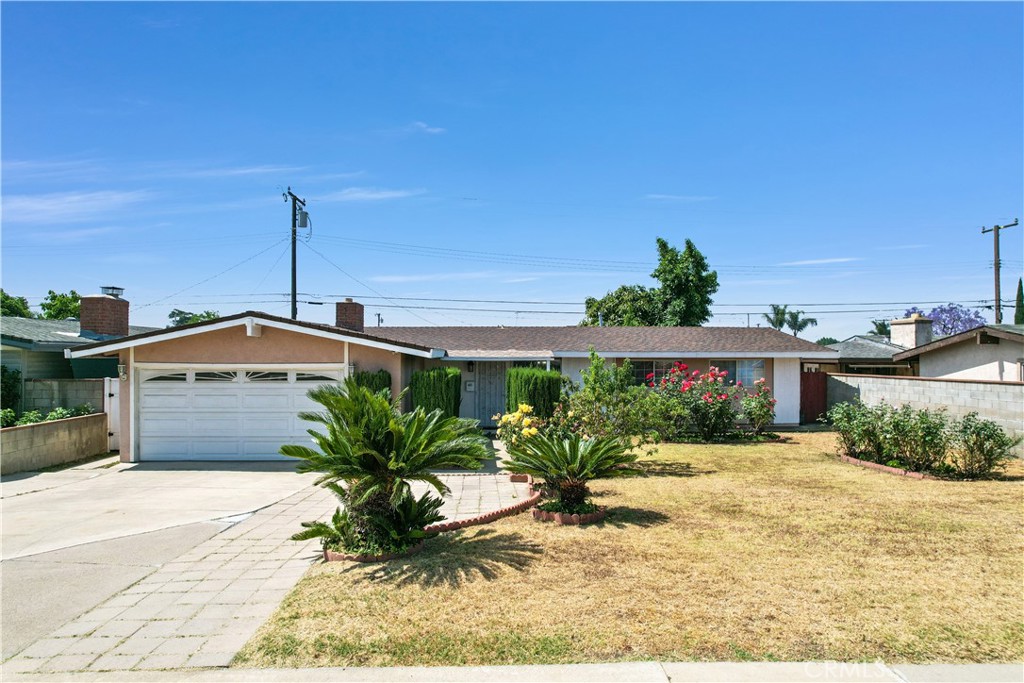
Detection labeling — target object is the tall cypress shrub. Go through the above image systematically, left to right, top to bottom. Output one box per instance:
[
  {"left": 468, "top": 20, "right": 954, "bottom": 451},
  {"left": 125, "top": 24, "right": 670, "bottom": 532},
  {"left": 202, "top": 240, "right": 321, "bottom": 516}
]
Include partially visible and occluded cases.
[
  {"left": 410, "top": 367, "right": 461, "bottom": 419},
  {"left": 505, "top": 367, "right": 562, "bottom": 418},
  {"left": 352, "top": 369, "right": 392, "bottom": 395}
]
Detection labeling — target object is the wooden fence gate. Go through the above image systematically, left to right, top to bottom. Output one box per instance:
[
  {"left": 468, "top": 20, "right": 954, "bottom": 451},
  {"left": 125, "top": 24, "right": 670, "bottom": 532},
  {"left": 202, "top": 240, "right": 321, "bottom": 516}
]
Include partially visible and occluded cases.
[{"left": 800, "top": 372, "right": 828, "bottom": 424}]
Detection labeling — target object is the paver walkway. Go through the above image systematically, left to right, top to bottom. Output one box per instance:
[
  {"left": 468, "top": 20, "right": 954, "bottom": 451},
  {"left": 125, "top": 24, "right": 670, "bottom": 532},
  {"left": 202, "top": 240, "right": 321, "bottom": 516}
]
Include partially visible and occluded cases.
[{"left": 3, "top": 473, "right": 531, "bottom": 676}]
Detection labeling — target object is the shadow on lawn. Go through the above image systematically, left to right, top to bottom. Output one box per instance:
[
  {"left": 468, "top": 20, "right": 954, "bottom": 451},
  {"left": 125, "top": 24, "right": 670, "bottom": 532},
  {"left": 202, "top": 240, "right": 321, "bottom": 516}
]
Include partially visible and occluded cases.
[
  {"left": 637, "top": 459, "right": 715, "bottom": 478},
  {"left": 601, "top": 506, "right": 671, "bottom": 529},
  {"left": 351, "top": 527, "right": 542, "bottom": 588}
]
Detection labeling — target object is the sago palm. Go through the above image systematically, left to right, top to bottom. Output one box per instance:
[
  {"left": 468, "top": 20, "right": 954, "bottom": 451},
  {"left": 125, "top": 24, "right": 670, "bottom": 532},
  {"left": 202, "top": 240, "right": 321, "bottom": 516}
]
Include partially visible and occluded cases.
[
  {"left": 282, "top": 378, "right": 489, "bottom": 547},
  {"left": 505, "top": 433, "right": 641, "bottom": 510}
]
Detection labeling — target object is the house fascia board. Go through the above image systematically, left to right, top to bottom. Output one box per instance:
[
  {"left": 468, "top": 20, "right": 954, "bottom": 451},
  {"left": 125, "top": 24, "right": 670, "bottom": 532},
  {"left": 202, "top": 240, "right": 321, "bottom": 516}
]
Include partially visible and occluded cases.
[
  {"left": 67, "top": 316, "right": 441, "bottom": 360},
  {"left": 553, "top": 350, "right": 840, "bottom": 359},
  {"left": 443, "top": 355, "right": 554, "bottom": 362}
]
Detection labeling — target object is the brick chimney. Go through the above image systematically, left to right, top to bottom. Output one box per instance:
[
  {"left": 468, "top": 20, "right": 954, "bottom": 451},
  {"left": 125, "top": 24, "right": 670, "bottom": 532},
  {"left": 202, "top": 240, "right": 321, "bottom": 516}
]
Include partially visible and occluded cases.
[
  {"left": 79, "top": 286, "right": 129, "bottom": 338},
  {"left": 335, "top": 298, "right": 364, "bottom": 332},
  {"left": 890, "top": 313, "right": 933, "bottom": 349}
]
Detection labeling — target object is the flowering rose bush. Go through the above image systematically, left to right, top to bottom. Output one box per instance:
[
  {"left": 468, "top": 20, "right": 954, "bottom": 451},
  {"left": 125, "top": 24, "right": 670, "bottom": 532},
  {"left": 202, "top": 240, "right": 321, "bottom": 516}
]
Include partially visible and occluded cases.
[
  {"left": 654, "top": 363, "right": 741, "bottom": 442},
  {"left": 740, "top": 378, "right": 777, "bottom": 434},
  {"left": 493, "top": 403, "right": 542, "bottom": 451}
]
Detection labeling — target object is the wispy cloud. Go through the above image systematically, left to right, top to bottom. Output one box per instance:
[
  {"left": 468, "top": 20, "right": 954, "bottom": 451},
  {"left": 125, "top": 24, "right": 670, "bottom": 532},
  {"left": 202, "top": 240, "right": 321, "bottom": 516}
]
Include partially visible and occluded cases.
[
  {"left": 408, "top": 121, "right": 446, "bottom": 134},
  {"left": 3, "top": 159, "right": 105, "bottom": 182},
  {"left": 177, "top": 164, "right": 307, "bottom": 178},
  {"left": 316, "top": 187, "right": 426, "bottom": 202},
  {"left": 2, "top": 190, "right": 154, "bottom": 224},
  {"left": 644, "top": 194, "right": 716, "bottom": 202},
  {"left": 777, "top": 257, "right": 862, "bottom": 266},
  {"left": 370, "top": 271, "right": 493, "bottom": 284},
  {"left": 503, "top": 277, "right": 541, "bottom": 284}
]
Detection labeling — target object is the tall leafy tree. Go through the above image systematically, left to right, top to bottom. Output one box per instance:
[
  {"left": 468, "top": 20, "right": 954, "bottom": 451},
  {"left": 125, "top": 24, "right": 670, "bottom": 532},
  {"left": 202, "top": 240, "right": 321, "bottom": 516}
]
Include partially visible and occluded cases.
[
  {"left": 582, "top": 237, "right": 718, "bottom": 327},
  {"left": 1014, "top": 278, "right": 1023, "bottom": 325},
  {"left": 1, "top": 290, "right": 33, "bottom": 318},
  {"left": 39, "top": 290, "right": 80, "bottom": 320},
  {"left": 903, "top": 303, "right": 986, "bottom": 336},
  {"left": 762, "top": 304, "right": 789, "bottom": 331},
  {"left": 168, "top": 309, "right": 220, "bottom": 327},
  {"left": 785, "top": 309, "right": 818, "bottom": 337},
  {"left": 868, "top": 319, "right": 891, "bottom": 336},
  {"left": 816, "top": 336, "right": 839, "bottom": 346}
]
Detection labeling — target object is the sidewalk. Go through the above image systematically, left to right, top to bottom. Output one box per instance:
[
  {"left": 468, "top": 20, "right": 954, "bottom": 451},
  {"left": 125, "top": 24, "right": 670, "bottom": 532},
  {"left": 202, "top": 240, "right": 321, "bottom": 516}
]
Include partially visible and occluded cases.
[{"left": 5, "top": 661, "right": 1021, "bottom": 682}]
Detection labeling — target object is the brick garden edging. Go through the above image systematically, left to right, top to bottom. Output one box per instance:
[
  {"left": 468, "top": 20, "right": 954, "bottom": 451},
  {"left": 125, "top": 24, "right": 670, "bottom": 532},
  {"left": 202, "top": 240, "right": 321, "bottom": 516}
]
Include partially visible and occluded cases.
[
  {"left": 840, "top": 454, "right": 938, "bottom": 480},
  {"left": 532, "top": 507, "right": 607, "bottom": 525}
]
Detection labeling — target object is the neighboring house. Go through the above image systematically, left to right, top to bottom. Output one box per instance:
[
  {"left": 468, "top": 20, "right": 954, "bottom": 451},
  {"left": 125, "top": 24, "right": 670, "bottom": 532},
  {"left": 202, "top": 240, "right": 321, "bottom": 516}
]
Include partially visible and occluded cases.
[
  {"left": 1, "top": 288, "right": 157, "bottom": 408},
  {"left": 67, "top": 298, "right": 838, "bottom": 463},
  {"left": 892, "top": 323, "right": 1024, "bottom": 382},
  {"left": 810, "top": 335, "right": 913, "bottom": 376}
]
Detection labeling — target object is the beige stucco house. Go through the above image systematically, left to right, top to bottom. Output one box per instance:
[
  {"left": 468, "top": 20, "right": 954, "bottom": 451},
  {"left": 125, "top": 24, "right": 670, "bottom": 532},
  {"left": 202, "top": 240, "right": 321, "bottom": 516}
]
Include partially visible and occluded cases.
[
  {"left": 67, "top": 298, "right": 837, "bottom": 463},
  {"left": 892, "top": 323, "right": 1024, "bottom": 382}
]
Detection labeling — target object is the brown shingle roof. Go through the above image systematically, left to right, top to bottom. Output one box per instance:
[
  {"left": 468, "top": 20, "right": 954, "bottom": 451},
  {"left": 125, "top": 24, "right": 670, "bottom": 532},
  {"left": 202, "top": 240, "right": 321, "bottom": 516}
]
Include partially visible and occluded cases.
[{"left": 373, "top": 326, "right": 834, "bottom": 356}]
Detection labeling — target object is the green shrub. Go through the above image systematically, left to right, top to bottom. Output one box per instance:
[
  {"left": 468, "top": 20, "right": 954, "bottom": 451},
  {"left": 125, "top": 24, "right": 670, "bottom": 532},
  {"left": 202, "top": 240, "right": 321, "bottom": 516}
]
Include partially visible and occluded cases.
[
  {"left": 654, "top": 363, "right": 740, "bottom": 442},
  {"left": 1, "top": 365, "right": 21, "bottom": 411},
  {"left": 409, "top": 367, "right": 461, "bottom": 419},
  {"left": 505, "top": 367, "right": 562, "bottom": 418},
  {"left": 352, "top": 369, "right": 392, "bottom": 395},
  {"left": 740, "top": 378, "right": 777, "bottom": 434},
  {"left": 826, "top": 400, "right": 892, "bottom": 462},
  {"left": 70, "top": 403, "right": 95, "bottom": 417},
  {"left": 883, "top": 405, "right": 949, "bottom": 472},
  {"left": 44, "top": 407, "right": 74, "bottom": 421},
  {"left": 1, "top": 408, "right": 16, "bottom": 428},
  {"left": 15, "top": 410, "right": 42, "bottom": 426},
  {"left": 947, "top": 413, "right": 1021, "bottom": 478}
]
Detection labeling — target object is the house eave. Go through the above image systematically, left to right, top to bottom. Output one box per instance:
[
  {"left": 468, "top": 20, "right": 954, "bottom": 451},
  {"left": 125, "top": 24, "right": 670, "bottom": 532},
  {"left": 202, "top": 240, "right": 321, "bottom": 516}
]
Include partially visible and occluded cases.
[{"left": 553, "top": 350, "right": 840, "bottom": 359}]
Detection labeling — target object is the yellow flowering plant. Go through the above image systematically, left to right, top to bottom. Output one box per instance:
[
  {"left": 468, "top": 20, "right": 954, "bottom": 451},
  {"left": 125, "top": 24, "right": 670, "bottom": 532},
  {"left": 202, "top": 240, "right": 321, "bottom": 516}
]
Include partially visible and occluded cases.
[{"left": 493, "top": 403, "right": 544, "bottom": 452}]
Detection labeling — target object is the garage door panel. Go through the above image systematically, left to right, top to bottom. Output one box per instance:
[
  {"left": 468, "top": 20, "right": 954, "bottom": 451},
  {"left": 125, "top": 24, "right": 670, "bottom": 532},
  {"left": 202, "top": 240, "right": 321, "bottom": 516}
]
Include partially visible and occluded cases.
[
  {"left": 141, "top": 393, "right": 190, "bottom": 409},
  {"left": 193, "top": 393, "right": 240, "bottom": 409},
  {"left": 242, "top": 393, "right": 293, "bottom": 410},
  {"left": 141, "top": 417, "right": 190, "bottom": 436},
  {"left": 193, "top": 417, "right": 241, "bottom": 434},
  {"left": 242, "top": 417, "right": 294, "bottom": 434},
  {"left": 192, "top": 441, "right": 243, "bottom": 457}
]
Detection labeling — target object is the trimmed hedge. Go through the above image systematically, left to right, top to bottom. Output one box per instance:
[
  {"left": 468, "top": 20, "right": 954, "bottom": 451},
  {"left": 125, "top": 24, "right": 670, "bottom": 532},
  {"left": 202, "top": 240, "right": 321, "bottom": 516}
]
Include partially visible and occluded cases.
[
  {"left": 410, "top": 367, "right": 461, "bottom": 419},
  {"left": 506, "top": 367, "right": 561, "bottom": 418},
  {"left": 352, "top": 369, "right": 392, "bottom": 395}
]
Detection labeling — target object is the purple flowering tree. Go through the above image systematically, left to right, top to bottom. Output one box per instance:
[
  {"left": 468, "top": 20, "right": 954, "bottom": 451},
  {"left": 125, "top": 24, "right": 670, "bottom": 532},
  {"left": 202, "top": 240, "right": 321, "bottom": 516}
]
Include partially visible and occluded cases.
[{"left": 903, "top": 303, "right": 987, "bottom": 336}]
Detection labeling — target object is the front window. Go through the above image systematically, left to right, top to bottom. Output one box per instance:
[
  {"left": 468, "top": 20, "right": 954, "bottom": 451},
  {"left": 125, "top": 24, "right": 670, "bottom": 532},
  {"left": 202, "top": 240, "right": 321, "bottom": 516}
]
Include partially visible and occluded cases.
[
  {"left": 709, "top": 359, "right": 765, "bottom": 387},
  {"left": 631, "top": 360, "right": 681, "bottom": 386}
]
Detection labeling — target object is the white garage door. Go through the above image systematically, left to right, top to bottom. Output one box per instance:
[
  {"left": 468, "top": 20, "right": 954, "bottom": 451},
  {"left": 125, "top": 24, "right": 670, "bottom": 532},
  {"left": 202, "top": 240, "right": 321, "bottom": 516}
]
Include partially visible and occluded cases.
[{"left": 138, "top": 368, "right": 343, "bottom": 461}]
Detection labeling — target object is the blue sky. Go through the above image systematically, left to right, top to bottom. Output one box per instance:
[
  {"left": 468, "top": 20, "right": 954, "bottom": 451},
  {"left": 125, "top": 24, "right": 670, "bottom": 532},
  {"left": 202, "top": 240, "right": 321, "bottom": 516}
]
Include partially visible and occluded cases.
[{"left": 2, "top": 1, "right": 1022, "bottom": 340}]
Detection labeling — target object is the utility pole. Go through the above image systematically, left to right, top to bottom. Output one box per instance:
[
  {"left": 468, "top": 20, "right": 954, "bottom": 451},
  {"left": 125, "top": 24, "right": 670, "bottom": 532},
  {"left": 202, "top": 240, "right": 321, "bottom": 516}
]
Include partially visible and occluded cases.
[
  {"left": 283, "top": 187, "right": 308, "bottom": 320},
  {"left": 981, "top": 218, "right": 1018, "bottom": 323},
  {"left": 375, "top": 312, "right": 384, "bottom": 327}
]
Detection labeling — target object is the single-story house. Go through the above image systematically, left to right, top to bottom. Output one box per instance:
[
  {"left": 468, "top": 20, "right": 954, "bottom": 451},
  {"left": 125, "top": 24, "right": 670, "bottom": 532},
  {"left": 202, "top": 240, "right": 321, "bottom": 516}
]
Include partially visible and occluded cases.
[
  {"left": 1, "top": 288, "right": 157, "bottom": 410},
  {"left": 67, "top": 298, "right": 838, "bottom": 463},
  {"left": 892, "top": 323, "right": 1024, "bottom": 382},
  {"left": 808, "top": 335, "right": 913, "bottom": 376}
]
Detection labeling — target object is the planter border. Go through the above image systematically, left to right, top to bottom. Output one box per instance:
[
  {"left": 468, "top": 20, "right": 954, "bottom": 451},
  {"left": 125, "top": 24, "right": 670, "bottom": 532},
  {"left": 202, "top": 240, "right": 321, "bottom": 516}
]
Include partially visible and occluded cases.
[
  {"left": 839, "top": 454, "right": 938, "bottom": 480},
  {"left": 423, "top": 474, "right": 541, "bottom": 533},
  {"left": 532, "top": 506, "right": 607, "bottom": 525}
]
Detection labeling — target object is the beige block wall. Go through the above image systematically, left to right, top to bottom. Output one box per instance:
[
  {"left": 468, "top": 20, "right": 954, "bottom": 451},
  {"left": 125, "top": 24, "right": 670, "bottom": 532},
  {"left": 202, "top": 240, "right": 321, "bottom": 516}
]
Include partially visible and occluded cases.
[{"left": 0, "top": 413, "right": 108, "bottom": 475}]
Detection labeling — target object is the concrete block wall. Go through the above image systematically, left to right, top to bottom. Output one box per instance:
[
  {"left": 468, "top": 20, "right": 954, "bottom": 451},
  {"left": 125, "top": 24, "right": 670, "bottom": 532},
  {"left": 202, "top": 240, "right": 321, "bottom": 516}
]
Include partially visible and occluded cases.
[
  {"left": 827, "top": 373, "right": 1024, "bottom": 455},
  {"left": 22, "top": 379, "right": 105, "bottom": 414},
  {"left": 0, "top": 413, "right": 108, "bottom": 475}
]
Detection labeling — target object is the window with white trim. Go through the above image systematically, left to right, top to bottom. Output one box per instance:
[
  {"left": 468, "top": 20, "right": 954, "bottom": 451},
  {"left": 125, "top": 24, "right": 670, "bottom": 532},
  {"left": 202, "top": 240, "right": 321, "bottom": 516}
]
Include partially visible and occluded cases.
[
  {"left": 630, "top": 360, "right": 682, "bottom": 385},
  {"left": 709, "top": 360, "right": 766, "bottom": 387},
  {"left": 194, "top": 371, "right": 238, "bottom": 382},
  {"left": 244, "top": 371, "right": 289, "bottom": 382},
  {"left": 143, "top": 373, "right": 187, "bottom": 382}
]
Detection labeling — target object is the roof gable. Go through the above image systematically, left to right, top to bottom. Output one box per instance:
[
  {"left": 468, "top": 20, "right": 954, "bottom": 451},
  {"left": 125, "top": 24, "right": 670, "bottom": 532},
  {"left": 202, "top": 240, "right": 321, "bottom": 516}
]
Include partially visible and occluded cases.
[{"left": 893, "top": 324, "right": 1024, "bottom": 361}]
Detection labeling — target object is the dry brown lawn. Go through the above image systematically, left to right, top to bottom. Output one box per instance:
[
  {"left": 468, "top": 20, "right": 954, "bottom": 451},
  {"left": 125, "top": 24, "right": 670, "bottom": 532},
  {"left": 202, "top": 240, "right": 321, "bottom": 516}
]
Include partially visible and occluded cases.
[{"left": 235, "top": 433, "right": 1024, "bottom": 667}]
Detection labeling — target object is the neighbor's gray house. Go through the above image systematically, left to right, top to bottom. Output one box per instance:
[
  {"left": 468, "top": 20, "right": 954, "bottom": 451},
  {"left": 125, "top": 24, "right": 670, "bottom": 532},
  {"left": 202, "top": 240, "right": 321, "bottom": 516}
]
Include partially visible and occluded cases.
[
  {"left": 0, "top": 289, "right": 157, "bottom": 410},
  {"left": 66, "top": 299, "right": 838, "bottom": 463}
]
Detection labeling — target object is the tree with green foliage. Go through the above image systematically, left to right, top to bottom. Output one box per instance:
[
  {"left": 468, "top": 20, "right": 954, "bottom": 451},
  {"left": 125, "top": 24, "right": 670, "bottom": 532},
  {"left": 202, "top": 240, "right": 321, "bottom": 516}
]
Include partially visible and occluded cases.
[
  {"left": 582, "top": 237, "right": 719, "bottom": 327},
  {"left": 1015, "top": 278, "right": 1023, "bottom": 325},
  {"left": 1, "top": 290, "right": 33, "bottom": 318},
  {"left": 39, "top": 290, "right": 81, "bottom": 319},
  {"left": 762, "top": 304, "right": 789, "bottom": 331},
  {"left": 167, "top": 309, "right": 220, "bottom": 327},
  {"left": 785, "top": 310, "right": 818, "bottom": 337},
  {"left": 868, "top": 320, "right": 891, "bottom": 336},
  {"left": 816, "top": 337, "right": 839, "bottom": 346}
]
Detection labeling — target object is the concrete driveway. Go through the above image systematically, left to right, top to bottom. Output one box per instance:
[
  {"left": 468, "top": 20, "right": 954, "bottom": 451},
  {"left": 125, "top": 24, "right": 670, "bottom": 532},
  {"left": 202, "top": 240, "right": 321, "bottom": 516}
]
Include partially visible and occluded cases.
[
  {"left": 1, "top": 457, "right": 313, "bottom": 660},
  {"left": 2, "top": 459, "right": 314, "bottom": 561}
]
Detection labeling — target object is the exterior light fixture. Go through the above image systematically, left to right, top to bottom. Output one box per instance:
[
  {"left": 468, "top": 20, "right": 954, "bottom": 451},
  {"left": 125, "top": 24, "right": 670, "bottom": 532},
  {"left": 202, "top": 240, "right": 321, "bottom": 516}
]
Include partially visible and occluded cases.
[
  {"left": 467, "top": 361, "right": 475, "bottom": 373},
  {"left": 117, "top": 364, "right": 128, "bottom": 381}
]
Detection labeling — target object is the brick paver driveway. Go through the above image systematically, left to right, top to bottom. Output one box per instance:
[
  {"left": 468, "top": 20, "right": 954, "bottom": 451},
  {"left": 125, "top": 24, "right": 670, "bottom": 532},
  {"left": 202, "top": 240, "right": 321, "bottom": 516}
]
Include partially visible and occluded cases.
[{"left": 2, "top": 461, "right": 530, "bottom": 677}]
